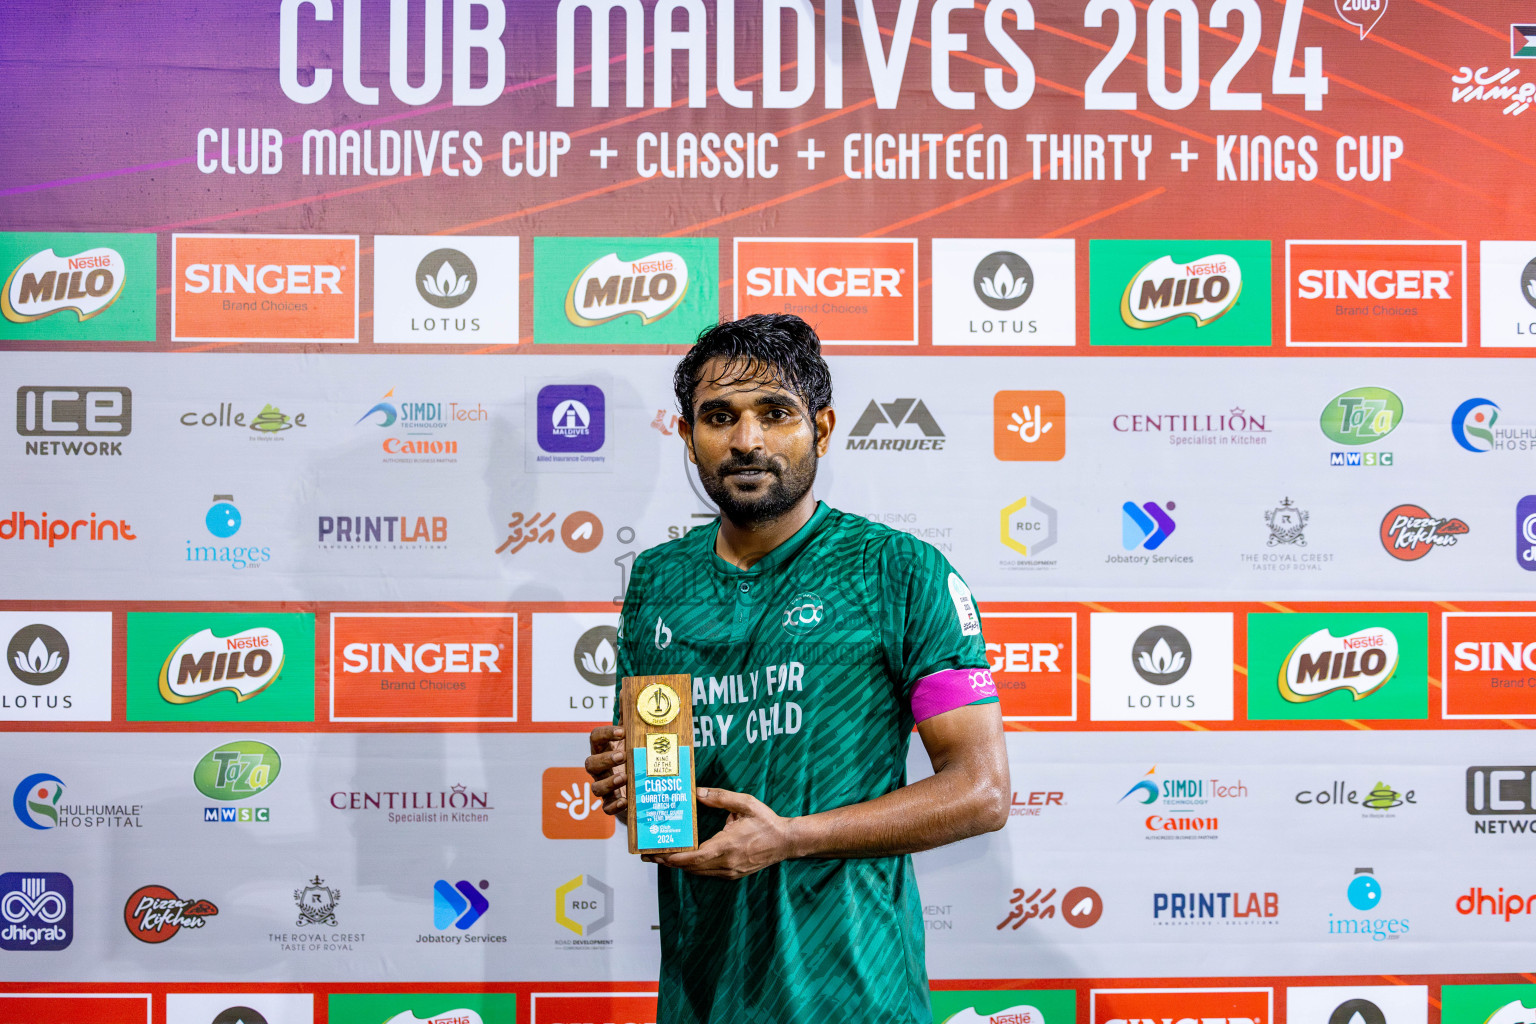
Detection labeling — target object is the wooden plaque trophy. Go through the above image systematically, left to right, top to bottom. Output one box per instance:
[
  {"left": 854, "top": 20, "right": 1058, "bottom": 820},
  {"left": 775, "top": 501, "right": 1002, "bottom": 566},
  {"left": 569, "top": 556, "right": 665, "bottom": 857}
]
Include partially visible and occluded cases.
[{"left": 621, "top": 674, "right": 699, "bottom": 854}]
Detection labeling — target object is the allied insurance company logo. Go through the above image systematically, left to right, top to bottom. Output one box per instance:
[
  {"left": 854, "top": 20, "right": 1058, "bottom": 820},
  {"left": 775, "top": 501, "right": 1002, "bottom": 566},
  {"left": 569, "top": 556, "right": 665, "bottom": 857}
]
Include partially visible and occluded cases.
[
  {"left": 0, "top": 232, "right": 157, "bottom": 341},
  {"left": 172, "top": 234, "right": 359, "bottom": 342},
  {"left": 534, "top": 236, "right": 717, "bottom": 344},
  {"left": 735, "top": 237, "right": 919, "bottom": 345},
  {"left": 1090, "top": 239, "right": 1271, "bottom": 347},
  {"left": 1286, "top": 241, "right": 1467, "bottom": 347},
  {"left": 537, "top": 385, "right": 605, "bottom": 454},
  {"left": 16, "top": 386, "right": 131, "bottom": 458},
  {"left": 1320, "top": 386, "right": 1401, "bottom": 467},
  {"left": 994, "top": 391, "right": 1065, "bottom": 461},
  {"left": 845, "top": 397, "right": 944, "bottom": 452},
  {"left": 1380, "top": 504, "right": 1468, "bottom": 559},
  {"left": 330, "top": 613, "right": 517, "bottom": 723},
  {"left": 1443, "top": 613, "right": 1536, "bottom": 718},
  {"left": 0, "top": 871, "right": 73, "bottom": 950},
  {"left": 997, "top": 884, "right": 1104, "bottom": 930},
  {"left": 123, "top": 885, "right": 218, "bottom": 943},
  {"left": 1089, "top": 986, "right": 1273, "bottom": 1024}
]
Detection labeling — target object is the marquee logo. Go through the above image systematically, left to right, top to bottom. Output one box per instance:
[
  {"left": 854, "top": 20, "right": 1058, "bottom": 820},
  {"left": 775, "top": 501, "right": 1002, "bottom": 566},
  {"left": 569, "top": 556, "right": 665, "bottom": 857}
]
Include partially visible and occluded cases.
[
  {"left": 172, "top": 234, "right": 358, "bottom": 342},
  {"left": 535, "top": 236, "right": 717, "bottom": 344},
  {"left": 735, "top": 237, "right": 918, "bottom": 345},
  {"left": 1091, "top": 240, "right": 1271, "bottom": 347},
  {"left": 1287, "top": 241, "right": 1466, "bottom": 346},
  {"left": 566, "top": 250, "right": 687, "bottom": 326},
  {"left": 1120, "top": 254, "right": 1243, "bottom": 329},
  {"left": 846, "top": 398, "right": 944, "bottom": 451},
  {"left": 1381, "top": 504, "right": 1468, "bottom": 559},
  {"left": 330, "top": 613, "right": 517, "bottom": 722},
  {"left": 1443, "top": 613, "right": 1536, "bottom": 717},
  {"left": 158, "top": 627, "right": 284, "bottom": 704},
  {"left": 1279, "top": 627, "right": 1399, "bottom": 702},
  {"left": 193, "top": 741, "right": 282, "bottom": 801},
  {"left": 0, "top": 871, "right": 73, "bottom": 950},
  {"left": 123, "top": 884, "right": 217, "bottom": 943}
]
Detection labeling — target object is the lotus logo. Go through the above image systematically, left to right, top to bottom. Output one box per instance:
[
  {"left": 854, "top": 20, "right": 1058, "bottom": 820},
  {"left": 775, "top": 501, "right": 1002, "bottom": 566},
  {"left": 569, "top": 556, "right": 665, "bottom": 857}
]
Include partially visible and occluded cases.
[
  {"left": 414, "top": 248, "right": 477, "bottom": 309},
  {"left": 972, "top": 252, "right": 1034, "bottom": 311},
  {"left": 1522, "top": 257, "right": 1536, "bottom": 311},
  {"left": 6, "top": 624, "right": 69, "bottom": 686},
  {"left": 572, "top": 624, "right": 619, "bottom": 686},
  {"left": 1131, "top": 626, "right": 1192, "bottom": 685},
  {"left": 1280, "top": 627, "right": 1399, "bottom": 702}
]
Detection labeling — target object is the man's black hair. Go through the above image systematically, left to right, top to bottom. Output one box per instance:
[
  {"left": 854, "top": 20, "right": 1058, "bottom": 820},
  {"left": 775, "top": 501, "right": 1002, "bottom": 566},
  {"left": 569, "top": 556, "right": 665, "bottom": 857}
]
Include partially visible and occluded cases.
[{"left": 673, "top": 313, "right": 833, "bottom": 426}]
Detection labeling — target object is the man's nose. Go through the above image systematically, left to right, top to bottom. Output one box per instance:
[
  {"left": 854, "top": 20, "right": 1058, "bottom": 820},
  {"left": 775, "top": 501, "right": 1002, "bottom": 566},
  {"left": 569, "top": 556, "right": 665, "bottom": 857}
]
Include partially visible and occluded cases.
[{"left": 728, "top": 413, "right": 765, "bottom": 452}]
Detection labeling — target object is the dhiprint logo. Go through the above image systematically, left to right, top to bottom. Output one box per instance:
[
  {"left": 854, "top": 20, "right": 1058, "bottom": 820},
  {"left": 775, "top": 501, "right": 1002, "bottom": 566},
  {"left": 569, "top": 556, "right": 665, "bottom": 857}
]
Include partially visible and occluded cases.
[
  {"left": 1335, "top": 0, "right": 1388, "bottom": 40},
  {"left": 414, "top": 249, "right": 476, "bottom": 308},
  {"left": 974, "top": 252, "right": 1033, "bottom": 310},
  {"left": 537, "top": 385, "right": 605, "bottom": 454},
  {"left": 16, "top": 386, "right": 132, "bottom": 457},
  {"left": 993, "top": 391, "right": 1065, "bottom": 461},
  {"left": 845, "top": 398, "right": 944, "bottom": 451},
  {"left": 1452, "top": 398, "right": 1500, "bottom": 452},
  {"left": 1122, "top": 501, "right": 1177, "bottom": 551},
  {"left": 1380, "top": 504, "right": 1468, "bottom": 560},
  {"left": 8, "top": 624, "right": 69, "bottom": 686},
  {"left": 1132, "top": 626, "right": 1192, "bottom": 684},
  {"left": 1279, "top": 627, "right": 1399, "bottom": 702},
  {"left": 541, "top": 767, "right": 615, "bottom": 840},
  {"left": 13, "top": 772, "right": 66, "bottom": 829},
  {"left": 0, "top": 871, "right": 73, "bottom": 950},
  {"left": 555, "top": 874, "right": 613, "bottom": 937},
  {"left": 433, "top": 879, "right": 488, "bottom": 930},
  {"left": 123, "top": 885, "right": 218, "bottom": 943}
]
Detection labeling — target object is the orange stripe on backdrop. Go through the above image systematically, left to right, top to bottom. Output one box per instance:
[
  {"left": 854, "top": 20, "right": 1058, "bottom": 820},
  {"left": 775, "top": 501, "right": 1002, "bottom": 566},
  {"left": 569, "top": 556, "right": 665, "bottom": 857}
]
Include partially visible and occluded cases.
[
  {"left": 1408, "top": 0, "right": 1506, "bottom": 39},
  {"left": 861, "top": 167, "right": 1035, "bottom": 237},
  {"left": 1043, "top": 188, "right": 1168, "bottom": 238}
]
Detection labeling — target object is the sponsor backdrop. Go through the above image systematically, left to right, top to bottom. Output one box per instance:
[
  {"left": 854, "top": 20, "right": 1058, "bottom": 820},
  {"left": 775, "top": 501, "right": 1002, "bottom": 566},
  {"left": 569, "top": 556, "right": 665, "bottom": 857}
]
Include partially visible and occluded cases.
[{"left": 2, "top": 2, "right": 1534, "bottom": 1024}]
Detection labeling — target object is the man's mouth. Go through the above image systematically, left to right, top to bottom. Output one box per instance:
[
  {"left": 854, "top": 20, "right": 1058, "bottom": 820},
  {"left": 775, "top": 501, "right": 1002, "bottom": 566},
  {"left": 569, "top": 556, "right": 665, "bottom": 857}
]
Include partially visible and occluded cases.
[{"left": 723, "top": 464, "right": 775, "bottom": 483}]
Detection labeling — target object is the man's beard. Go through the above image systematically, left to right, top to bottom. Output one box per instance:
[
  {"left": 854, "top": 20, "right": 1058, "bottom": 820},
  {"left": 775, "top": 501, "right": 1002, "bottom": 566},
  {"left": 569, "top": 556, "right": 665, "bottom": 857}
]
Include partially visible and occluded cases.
[{"left": 697, "top": 448, "right": 818, "bottom": 528}]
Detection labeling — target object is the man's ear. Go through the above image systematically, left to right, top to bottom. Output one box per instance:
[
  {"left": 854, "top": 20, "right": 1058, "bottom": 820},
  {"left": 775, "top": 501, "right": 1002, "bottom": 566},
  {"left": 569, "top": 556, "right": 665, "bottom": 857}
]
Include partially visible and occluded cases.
[
  {"left": 814, "top": 406, "right": 836, "bottom": 457},
  {"left": 677, "top": 416, "right": 698, "bottom": 465}
]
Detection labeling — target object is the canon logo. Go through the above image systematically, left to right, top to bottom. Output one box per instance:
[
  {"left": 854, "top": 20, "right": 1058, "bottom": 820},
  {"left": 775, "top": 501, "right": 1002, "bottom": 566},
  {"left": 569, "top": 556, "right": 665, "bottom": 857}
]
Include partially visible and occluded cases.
[
  {"left": 183, "top": 264, "right": 344, "bottom": 295},
  {"left": 744, "top": 266, "right": 901, "bottom": 299},
  {"left": 1296, "top": 268, "right": 1452, "bottom": 301},
  {"left": 341, "top": 642, "right": 499, "bottom": 674}
]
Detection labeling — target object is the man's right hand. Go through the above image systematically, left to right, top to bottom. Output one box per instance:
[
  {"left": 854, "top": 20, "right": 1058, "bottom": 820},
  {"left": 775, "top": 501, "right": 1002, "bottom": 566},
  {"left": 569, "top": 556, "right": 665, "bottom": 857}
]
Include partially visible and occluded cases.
[{"left": 585, "top": 724, "right": 629, "bottom": 823}]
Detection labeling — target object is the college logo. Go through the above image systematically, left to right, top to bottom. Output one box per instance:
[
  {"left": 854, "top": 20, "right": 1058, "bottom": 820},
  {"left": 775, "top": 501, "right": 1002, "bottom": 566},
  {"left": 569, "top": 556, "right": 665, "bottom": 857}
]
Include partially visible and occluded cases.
[
  {"left": 0, "top": 232, "right": 156, "bottom": 340},
  {"left": 172, "top": 234, "right": 358, "bottom": 342},
  {"left": 535, "top": 236, "right": 716, "bottom": 344},
  {"left": 735, "top": 237, "right": 917, "bottom": 344},
  {"left": 931, "top": 238, "right": 1075, "bottom": 346},
  {"left": 1091, "top": 240, "right": 1271, "bottom": 346},
  {"left": 1287, "top": 241, "right": 1466, "bottom": 346},
  {"left": 536, "top": 385, "right": 605, "bottom": 454},
  {"left": 16, "top": 386, "right": 131, "bottom": 457},
  {"left": 994, "top": 391, "right": 1065, "bottom": 461},
  {"left": 846, "top": 398, "right": 944, "bottom": 451},
  {"left": 1452, "top": 398, "right": 1500, "bottom": 452},
  {"left": 181, "top": 401, "right": 307, "bottom": 436},
  {"left": 1000, "top": 496, "right": 1058, "bottom": 561},
  {"left": 1121, "top": 501, "right": 1177, "bottom": 551},
  {"left": 1380, "top": 504, "right": 1468, "bottom": 559},
  {"left": 1, "top": 613, "right": 112, "bottom": 721},
  {"left": 127, "top": 613, "right": 314, "bottom": 723},
  {"left": 984, "top": 613, "right": 1075, "bottom": 720},
  {"left": 1089, "top": 613, "right": 1235, "bottom": 721},
  {"left": 1247, "top": 613, "right": 1427, "bottom": 720},
  {"left": 330, "top": 614, "right": 516, "bottom": 722},
  {"left": 1443, "top": 614, "right": 1536, "bottom": 717},
  {"left": 193, "top": 741, "right": 282, "bottom": 801},
  {"left": 542, "top": 767, "right": 615, "bottom": 840},
  {"left": 1294, "top": 779, "right": 1416, "bottom": 813},
  {"left": 0, "top": 872, "right": 72, "bottom": 950},
  {"left": 555, "top": 874, "right": 612, "bottom": 937},
  {"left": 294, "top": 876, "right": 341, "bottom": 927},
  {"left": 123, "top": 885, "right": 218, "bottom": 943},
  {"left": 998, "top": 885, "right": 1104, "bottom": 929},
  {"left": 1090, "top": 987, "right": 1272, "bottom": 1024},
  {"left": 1287, "top": 987, "right": 1429, "bottom": 1024}
]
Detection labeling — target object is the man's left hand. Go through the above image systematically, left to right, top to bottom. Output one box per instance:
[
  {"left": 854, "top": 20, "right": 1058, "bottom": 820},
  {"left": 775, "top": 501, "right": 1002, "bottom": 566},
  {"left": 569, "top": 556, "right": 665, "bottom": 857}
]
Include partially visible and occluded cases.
[{"left": 644, "top": 788, "right": 796, "bottom": 880}]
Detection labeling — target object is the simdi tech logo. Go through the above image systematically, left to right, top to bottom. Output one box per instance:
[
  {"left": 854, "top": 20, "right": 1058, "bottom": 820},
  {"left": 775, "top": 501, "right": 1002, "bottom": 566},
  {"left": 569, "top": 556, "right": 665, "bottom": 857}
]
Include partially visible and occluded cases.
[
  {"left": 0, "top": 232, "right": 157, "bottom": 341},
  {"left": 172, "top": 234, "right": 358, "bottom": 342},
  {"left": 533, "top": 236, "right": 717, "bottom": 344},
  {"left": 734, "top": 237, "right": 918, "bottom": 344},
  {"left": 1089, "top": 239, "right": 1272, "bottom": 347},
  {"left": 1287, "top": 240, "right": 1467, "bottom": 346},
  {"left": 126, "top": 613, "right": 315, "bottom": 723},
  {"left": 330, "top": 613, "right": 517, "bottom": 722},
  {"left": 1245, "top": 613, "right": 1428, "bottom": 721},
  {"left": 931, "top": 988, "right": 1076, "bottom": 1024},
  {"left": 329, "top": 994, "right": 518, "bottom": 1024}
]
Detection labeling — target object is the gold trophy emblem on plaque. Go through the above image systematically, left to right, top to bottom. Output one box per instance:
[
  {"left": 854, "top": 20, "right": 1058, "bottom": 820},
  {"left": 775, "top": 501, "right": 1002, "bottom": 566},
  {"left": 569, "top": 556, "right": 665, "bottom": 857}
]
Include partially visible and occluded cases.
[{"left": 621, "top": 674, "right": 699, "bottom": 854}]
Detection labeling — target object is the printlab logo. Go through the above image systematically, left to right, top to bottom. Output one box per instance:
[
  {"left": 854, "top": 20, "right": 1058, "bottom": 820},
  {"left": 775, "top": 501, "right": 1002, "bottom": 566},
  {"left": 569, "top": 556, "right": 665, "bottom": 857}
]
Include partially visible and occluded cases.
[
  {"left": 1336, "top": 0, "right": 1388, "bottom": 39},
  {"left": 0, "top": 232, "right": 157, "bottom": 341},
  {"left": 415, "top": 249, "right": 476, "bottom": 308},
  {"left": 974, "top": 252, "right": 1033, "bottom": 310},
  {"left": 537, "top": 385, "right": 605, "bottom": 454},
  {"left": 16, "top": 386, "right": 131, "bottom": 456},
  {"left": 993, "top": 391, "right": 1065, "bottom": 461},
  {"left": 845, "top": 398, "right": 944, "bottom": 451},
  {"left": 999, "top": 496, "right": 1058, "bottom": 563},
  {"left": 1266, "top": 498, "right": 1309, "bottom": 546},
  {"left": 1122, "top": 501, "right": 1177, "bottom": 551},
  {"left": 1380, "top": 504, "right": 1468, "bottom": 560},
  {"left": 8, "top": 624, "right": 69, "bottom": 686},
  {"left": 1131, "top": 626, "right": 1192, "bottom": 685},
  {"left": 542, "top": 767, "right": 615, "bottom": 840},
  {"left": 1328, "top": 867, "right": 1409, "bottom": 941},
  {"left": 0, "top": 872, "right": 73, "bottom": 950},
  {"left": 555, "top": 874, "right": 613, "bottom": 938},
  {"left": 294, "top": 876, "right": 340, "bottom": 927},
  {"left": 433, "top": 879, "right": 489, "bottom": 930},
  {"left": 123, "top": 885, "right": 218, "bottom": 943},
  {"left": 997, "top": 885, "right": 1103, "bottom": 930},
  {"left": 1152, "top": 890, "right": 1278, "bottom": 926}
]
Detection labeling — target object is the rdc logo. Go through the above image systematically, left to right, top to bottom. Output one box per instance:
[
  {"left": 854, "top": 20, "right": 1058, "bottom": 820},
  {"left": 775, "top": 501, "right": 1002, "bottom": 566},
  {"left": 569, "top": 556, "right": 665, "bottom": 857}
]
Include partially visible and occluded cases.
[{"left": 1518, "top": 496, "right": 1536, "bottom": 571}]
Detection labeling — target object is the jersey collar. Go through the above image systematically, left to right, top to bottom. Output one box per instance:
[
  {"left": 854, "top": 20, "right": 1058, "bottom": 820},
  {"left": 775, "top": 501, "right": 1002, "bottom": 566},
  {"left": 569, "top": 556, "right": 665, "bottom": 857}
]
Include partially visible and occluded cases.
[{"left": 707, "top": 500, "right": 830, "bottom": 576}]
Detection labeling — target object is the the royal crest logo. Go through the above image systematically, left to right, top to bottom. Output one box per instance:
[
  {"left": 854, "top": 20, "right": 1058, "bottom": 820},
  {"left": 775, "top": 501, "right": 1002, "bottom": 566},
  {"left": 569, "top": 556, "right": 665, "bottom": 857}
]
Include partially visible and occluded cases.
[
  {"left": 3, "top": 247, "right": 126, "bottom": 323},
  {"left": 565, "top": 251, "right": 688, "bottom": 326},
  {"left": 1120, "top": 254, "right": 1242, "bottom": 329},
  {"left": 1265, "top": 498, "right": 1309, "bottom": 547},
  {"left": 1381, "top": 504, "right": 1468, "bottom": 560},
  {"left": 159, "top": 627, "right": 285, "bottom": 703},
  {"left": 1280, "top": 627, "right": 1400, "bottom": 702},
  {"left": 294, "top": 875, "right": 341, "bottom": 927},
  {"left": 123, "top": 884, "right": 217, "bottom": 943}
]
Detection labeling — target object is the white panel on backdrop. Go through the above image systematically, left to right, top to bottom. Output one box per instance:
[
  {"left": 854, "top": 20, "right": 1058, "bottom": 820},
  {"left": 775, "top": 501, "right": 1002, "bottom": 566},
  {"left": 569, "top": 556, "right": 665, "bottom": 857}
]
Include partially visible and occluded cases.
[
  {"left": 373, "top": 236, "right": 520, "bottom": 345},
  {"left": 931, "top": 239, "right": 1076, "bottom": 346},
  {"left": 1479, "top": 241, "right": 1536, "bottom": 348},
  {"left": 0, "top": 611, "right": 112, "bottom": 721},
  {"left": 532, "top": 612, "right": 621, "bottom": 722},
  {"left": 1089, "top": 613, "right": 1235, "bottom": 721},
  {"left": 1286, "top": 986, "right": 1429, "bottom": 1024},
  {"left": 167, "top": 994, "right": 315, "bottom": 1024}
]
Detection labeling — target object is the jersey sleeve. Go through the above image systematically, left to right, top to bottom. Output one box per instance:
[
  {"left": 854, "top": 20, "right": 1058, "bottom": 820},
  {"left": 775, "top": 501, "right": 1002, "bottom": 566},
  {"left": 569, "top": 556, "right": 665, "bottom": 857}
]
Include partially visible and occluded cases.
[
  {"left": 879, "top": 534, "right": 998, "bottom": 724},
  {"left": 611, "top": 551, "right": 649, "bottom": 727}
]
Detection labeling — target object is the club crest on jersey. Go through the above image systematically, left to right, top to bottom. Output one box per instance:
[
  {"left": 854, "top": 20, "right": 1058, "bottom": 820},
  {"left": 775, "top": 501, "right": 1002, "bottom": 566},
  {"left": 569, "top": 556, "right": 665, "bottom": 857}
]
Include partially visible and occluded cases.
[
  {"left": 947, "top": 573, "right": 981, "bottom": 636},
  {"left": 781, "top": 592, "right": 825, "bottom": 635}
]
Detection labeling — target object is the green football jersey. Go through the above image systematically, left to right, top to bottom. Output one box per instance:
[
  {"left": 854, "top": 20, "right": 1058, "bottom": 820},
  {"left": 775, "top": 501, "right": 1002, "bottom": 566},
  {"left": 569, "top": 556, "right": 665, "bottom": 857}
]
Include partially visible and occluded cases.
[{"left": 614, "top": 502, "right": 996, "bottom": 1024}]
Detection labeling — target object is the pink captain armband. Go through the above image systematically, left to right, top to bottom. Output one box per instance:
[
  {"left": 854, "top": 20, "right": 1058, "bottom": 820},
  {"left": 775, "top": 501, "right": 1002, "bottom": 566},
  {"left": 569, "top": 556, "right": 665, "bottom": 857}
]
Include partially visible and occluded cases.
[{"left": 910, "top": 667, "right": 998, "bottom": 724}]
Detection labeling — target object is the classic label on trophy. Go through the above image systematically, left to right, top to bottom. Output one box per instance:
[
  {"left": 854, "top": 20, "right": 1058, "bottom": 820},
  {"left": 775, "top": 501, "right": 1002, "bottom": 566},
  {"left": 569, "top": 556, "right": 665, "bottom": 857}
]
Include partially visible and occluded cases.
[{"left": 622, "top": 674, "right": 698, "bottom": 854}]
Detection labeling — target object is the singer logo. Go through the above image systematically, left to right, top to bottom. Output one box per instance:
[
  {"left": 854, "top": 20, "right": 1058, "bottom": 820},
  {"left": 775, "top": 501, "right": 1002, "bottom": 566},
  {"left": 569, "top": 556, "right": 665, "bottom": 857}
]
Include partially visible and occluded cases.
[
  {"left": 172, "top": 234, "right": 358, "bottom": 342},
  {"left": 734, "top": 238, "right": 917, "bottom": 345},
  {"left": 1287, "top": 241, "right": 1466, "bottom": 346},
  {"left": 983, "top": 612, "right": 1076, "bottom": 720},
  {"left": 1443, "top": 613, "right": 1536, "bottom": 718},
  {"left": 330, "top": 614, "right": 517, "bottom": 722},
  {"left": 541, "top": 767, "right": 616, "bottom": 839},
  {"left": 1092, "top": 988, "right": 1273, "bottom": 1024},
  {"left": 530, "top": 995, "right": 657, "bottom": 1024}
]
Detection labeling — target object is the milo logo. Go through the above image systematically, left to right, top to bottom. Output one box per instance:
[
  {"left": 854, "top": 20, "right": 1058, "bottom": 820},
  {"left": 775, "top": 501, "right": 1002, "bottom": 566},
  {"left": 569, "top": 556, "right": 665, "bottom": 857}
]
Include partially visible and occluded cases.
[
  {"left": 3, "top": 247, "right": 126, "bottom": 323},
  {"left": 565, "top": 251, "right": 688, "bottom": 326},
  {"left": 1120, "top": 254, "right": 1241, "bottom": 329},
  {"left": 1280, "top": 626, "right": 1399, "bottom": 702},
  {"left": 159, "top": 627, "right": 285, "bottom": 704},
  {"left": 193, "top": 740, "right": 281, "bottom": 801}
]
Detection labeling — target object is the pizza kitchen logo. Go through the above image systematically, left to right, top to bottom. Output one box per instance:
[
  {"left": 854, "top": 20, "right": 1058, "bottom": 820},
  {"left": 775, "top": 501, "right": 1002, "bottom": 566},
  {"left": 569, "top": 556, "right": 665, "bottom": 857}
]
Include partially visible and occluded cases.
[
  {"left": 1380, "top": 504, "right": 1468, "bottom": 559},
  {"left": 123, "top": 884, "right": 218, "bottom": 943}
]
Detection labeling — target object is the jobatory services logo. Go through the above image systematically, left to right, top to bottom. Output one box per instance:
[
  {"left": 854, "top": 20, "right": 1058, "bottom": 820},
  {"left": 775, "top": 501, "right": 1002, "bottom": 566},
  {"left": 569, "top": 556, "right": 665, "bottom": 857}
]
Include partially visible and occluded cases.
[
  {"left": 0, "top": 232, "right": 157, "bottom": 341},
  {"left": 172, "top": 234, "right": 358, "bottom": 342},
  {"left": 373, "top": 236, "right": 520, "bottom": 343},
  {"left": 534, "top": 236, "right": 716, "bottom": 343},
  {"left": 735, "top": 237, "right": 918, "bottom": 344},
  {"left": 930, "top": 238, "right": 1076, "bottom": 346},
  {"left": 1090, "top": 240, "right": 1271, "bottom": 347},
  {"left": 1287, "top": 241, "right": 1466, "bottom": 346},
  {"left": 1479, "top": 242, "right": 1536, "bottom": 347},
  {"left": 16, "top": 386, "right": 131, "bottom": 456},
  {"left": 1321, "top": 386, "right": 1400, "bottom": 466},
  {"left": 356, "top": 387, "right": 484, "bottom": 464},
  {"left": 994, "top": 391, "right": 1065, "bottom": 461},
  {"left": 846, "top": 398, "right": 944, "bottom": 451},
  {"left": 999, "top": 496, "right": 1059, "bottom": 567},
  {"left": 1118, "top": 501, "right": 1181, "bottom": 557},
  {"left": 1380, "top": 504, "right": 1468, "bottom": 560},
  {"left": 1, "top": 613, "right": 113, "bottom": 721},
  {"left": 126, "top": 613, "right": 315, "bottom": 723},
  {"left": 329, "top": 613, "right": 517, "bottom": 722},
  {"left": 531, "top": 613, "right": 621, "bottom": 722},
  {"left": 984, "top": 613, "right": 1075, "bottom": 720},
  {"left": 1089, "top": 613, "right": 1235, "bottom": 722},
  {"left": 1246, "top": 613, "right": 1427, "bottom": 720},
  {"left": 1442, "top": 613, "right": 1536, "bottom": 718},
  {"left": 1117, "top": 765, "right": 1247, "bottom": 839},
  {"left": 1466, "top": 765, "right": 1536, "bottom": 835},
  {"left": 541, "top": 767, "right": 615, "bottom": 839},
  {"left": 13, "top": 771, "right": 143, "bottom": 830},
  {"left": 1328, "top": 867, "right": 1409, "bottom": 941},
  {"left": 0, "top": 871, "right": 73, "bottom": 950},
  {"left": 425, "top": 878, "right": 503, "bottom": 945},
  {"left": 123, "top": 884, "right": 218, "bottom": 943},
  {"left": 997, "top": 885, "right": 1104, "bottom": 930},
  {"left": 1440, "top": 986, "right": 1536, "bottom": 1024},
  {"left": 1090, "top": 987, "right": 1272, "bottom": 1024},
  {"left": 1287, "top": 987, "right": 1429, "bottom": 1024},
  {"left": 931, "top": 990, "right": 1076, "bottom": 1024},
  {"left": 329, "top": 994, "right": 517, "bottom": 1024}
]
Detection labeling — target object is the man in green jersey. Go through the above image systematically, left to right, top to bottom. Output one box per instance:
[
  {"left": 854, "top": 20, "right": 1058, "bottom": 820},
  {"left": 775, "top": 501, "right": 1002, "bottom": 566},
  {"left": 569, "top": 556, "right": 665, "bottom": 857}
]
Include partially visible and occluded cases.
[{"left": 585, "top": 313, "right": 1009, "bottom": 1024}]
